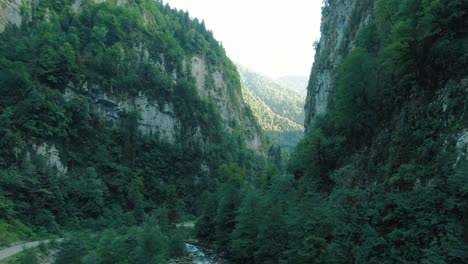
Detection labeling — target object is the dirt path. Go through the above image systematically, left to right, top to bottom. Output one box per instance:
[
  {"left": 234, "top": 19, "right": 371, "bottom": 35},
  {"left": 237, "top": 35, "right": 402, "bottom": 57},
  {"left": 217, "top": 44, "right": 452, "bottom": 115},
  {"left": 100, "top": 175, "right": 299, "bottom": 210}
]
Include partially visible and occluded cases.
[{"left": 0, "top": 239, "right": 63, "bottom": 261}]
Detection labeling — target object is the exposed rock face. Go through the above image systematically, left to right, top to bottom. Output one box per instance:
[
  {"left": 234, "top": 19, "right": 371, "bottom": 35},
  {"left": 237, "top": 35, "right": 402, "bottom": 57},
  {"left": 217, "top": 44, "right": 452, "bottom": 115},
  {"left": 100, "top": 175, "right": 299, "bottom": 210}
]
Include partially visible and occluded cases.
[
  {"left": 0, "top": 0, "right": 23, "bottom": 32},
  {"left": 0, "top": 0, "right": 130, "bottom": 32},
  {"left": 1, "top": 0, "right": 265, "bottom": 176},
  {"left": 71, "top": 0, "right": 128, "bottom": 13},
  {"left": 304, "top": 0, "right": 373, "bottom": 132},
  {"left": 305, "top": 0, "right": 467, "bottom": 174},
  {"left": 63, "top": 53, "right": 262, "bottom": 151},
  {"left": 190, "top": 56, "right": 262, "bottom": 150},
  {"left": 191, "top": 57, "right": 206, "bottom": 96},
  {"left": 192, "top": 57, "right": 238, "bottom": 130},
  {"left": 65, "top": 83, "right": 181, "bottom": 144},
  {"left": 455, "top": 91, "right": 468, "bottom": 166},
  {"left": 101, "top": 92, "right": 180, "bottom": 143},
  {"left": 135, "top": 98, "right": 179, "bottom": 142},
  {"left": 456, "top": 130, "right": 468, "bottom": 162},
  {"left": 15, "top": 142, "right": 68, "bottom": 175},
  {"left": 33, "top": 143, "right": 68, "bottom": 175}
]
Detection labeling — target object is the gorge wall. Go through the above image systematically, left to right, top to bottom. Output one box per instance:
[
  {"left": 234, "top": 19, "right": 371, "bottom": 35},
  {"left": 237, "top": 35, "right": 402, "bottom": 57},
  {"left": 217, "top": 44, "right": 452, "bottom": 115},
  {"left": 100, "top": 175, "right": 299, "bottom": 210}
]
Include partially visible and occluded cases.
[
  {"left": 0, "top": 0, "right": 264, "bottom": 176},
  {"left": 0, "top": 0, "right": 267, "bottom": 221},
  {"left": 304, "top": 0, "right": 374, "bottom": 132}
]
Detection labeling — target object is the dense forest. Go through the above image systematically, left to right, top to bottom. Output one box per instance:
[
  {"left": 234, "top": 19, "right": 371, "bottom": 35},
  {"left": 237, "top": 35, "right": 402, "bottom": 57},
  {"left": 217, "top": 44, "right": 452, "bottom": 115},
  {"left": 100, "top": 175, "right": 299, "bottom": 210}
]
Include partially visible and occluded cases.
[
  {"left": 0, "top": 0, "right": 467, "bottom": 263},
  {"left": 0, "top": 0, "right": 267, "bottom": 262},
  {"left": 196, "top": 0, "right": 468, "bottom": 263},
  {"left": 237, "top": 64, "right": 306, "bottom": 128},
  {"left": 237, "top": 65, "right": 305, "bottom": 155},
  {"left": 240, "top": 82, "right": 303, "bottom": 133}
]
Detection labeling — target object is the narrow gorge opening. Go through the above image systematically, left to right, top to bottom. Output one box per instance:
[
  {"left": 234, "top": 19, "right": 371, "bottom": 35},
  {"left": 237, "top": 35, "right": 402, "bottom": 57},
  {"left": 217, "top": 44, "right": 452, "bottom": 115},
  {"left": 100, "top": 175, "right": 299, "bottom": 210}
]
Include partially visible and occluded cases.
[{"left": 0, "top": 0, "right": 466, "bottom": 263}]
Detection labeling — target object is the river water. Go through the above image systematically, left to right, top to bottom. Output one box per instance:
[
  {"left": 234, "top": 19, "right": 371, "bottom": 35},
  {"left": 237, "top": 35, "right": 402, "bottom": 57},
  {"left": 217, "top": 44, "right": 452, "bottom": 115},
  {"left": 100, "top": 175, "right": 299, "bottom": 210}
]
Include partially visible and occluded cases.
[{"left": 185, "top": 243, "right": 215, "bottom": 264}]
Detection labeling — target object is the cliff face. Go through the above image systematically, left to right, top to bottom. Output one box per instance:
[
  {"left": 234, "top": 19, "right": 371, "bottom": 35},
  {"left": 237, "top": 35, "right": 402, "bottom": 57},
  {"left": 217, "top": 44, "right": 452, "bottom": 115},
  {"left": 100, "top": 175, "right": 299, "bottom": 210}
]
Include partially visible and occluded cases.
[
  {"left": 0, "top": 0, "right": 263, "bottom": 175},
  {"left": 0, "top": 0, "right": 24, "bottom": 32},
  {"left": 0, "top": 0, "right": 270, "bottom": 229},
  {"left": 304, "top": 0, "right": 373, "bottom": 132},
  {"left": 305, "top": 0, "right": 467, "bottom": 167},
  {"left": 287, "top": 1, "right": 467, "bottom": 261},
  {"left": 63, "top": 54, "right": 262, "bottom": 150},
  {"left": 191, "top": 57, "right": 262, "bottom": 149},
  {"left": 64, "top": 82, "right": 181, "bottom": 144}
]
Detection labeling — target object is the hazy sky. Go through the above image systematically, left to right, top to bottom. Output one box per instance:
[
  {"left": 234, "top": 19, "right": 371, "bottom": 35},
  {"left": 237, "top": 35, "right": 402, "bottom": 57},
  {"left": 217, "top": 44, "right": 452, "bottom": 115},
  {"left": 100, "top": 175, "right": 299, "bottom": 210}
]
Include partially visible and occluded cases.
[{"left": 163, "top": 0, "right": 323, "bottom": 78}]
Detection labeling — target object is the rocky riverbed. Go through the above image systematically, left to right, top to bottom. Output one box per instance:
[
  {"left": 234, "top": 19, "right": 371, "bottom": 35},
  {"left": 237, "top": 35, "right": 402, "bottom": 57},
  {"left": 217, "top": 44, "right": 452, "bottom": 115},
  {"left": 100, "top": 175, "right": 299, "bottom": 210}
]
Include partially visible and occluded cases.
[{"left": 170, "top": 243, "right": 229, "bottom": 264}]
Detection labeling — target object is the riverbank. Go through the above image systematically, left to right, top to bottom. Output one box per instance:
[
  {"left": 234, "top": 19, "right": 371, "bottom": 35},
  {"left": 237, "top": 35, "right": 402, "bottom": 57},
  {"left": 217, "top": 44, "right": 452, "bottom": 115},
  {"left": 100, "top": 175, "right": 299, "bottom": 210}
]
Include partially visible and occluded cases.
[{"left": 170, "top": 242, "right": 229, "bottom": 264}]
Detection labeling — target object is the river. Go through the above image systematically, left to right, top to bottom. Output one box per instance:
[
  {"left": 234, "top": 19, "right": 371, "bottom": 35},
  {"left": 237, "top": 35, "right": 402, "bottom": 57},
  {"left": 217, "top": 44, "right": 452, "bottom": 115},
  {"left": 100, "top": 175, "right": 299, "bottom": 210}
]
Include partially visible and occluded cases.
[{"left": 185, "top": 243, "right": 215, "bottom": 264}]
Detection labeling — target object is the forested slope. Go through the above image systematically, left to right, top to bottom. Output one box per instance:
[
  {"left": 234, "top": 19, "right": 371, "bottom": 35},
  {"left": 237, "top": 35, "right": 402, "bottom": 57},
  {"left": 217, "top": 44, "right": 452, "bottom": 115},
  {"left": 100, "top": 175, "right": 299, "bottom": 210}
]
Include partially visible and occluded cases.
[
  {"left": 0, "top": 0, "right": 266, "bottom": 252},
  {"left": 196, "top": 0, "right": 468, "bottom": 263},
  {"left": 237, "top": 64, "right": 305, "bottom": 127},
  {"left": 277, "top": 75, "right": 308, "bottom": 96},
  {"left": 240, "top": 84, "right": 302, "bottom": 132}
]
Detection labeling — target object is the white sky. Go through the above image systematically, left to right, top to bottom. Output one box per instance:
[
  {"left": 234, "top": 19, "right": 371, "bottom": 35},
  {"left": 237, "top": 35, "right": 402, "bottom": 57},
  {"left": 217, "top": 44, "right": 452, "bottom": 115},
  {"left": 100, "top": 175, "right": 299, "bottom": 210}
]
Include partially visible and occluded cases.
[{"left": 163, "top": 0, "right": 323, "bottom": 78}]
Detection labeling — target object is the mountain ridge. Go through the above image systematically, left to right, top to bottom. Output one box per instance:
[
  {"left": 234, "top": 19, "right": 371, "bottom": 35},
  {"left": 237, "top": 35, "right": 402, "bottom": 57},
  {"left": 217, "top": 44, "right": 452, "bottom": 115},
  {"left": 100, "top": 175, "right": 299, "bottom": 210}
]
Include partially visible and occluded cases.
[
  {"left": 236, "top": 64, "right": 305, "bottom": 130},
  {"left": 277, "top": 75, "right": 308, "bottom": 96},
  {"left": 240, "top": 83, "right": 303, "bottom": 132}
]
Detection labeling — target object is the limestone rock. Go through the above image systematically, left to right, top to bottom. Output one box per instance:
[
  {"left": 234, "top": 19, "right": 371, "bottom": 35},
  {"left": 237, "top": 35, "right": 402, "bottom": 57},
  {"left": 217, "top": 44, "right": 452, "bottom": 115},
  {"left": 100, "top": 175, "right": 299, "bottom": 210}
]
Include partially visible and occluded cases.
[{"left": 304, "top": 0, "right": 373, "bottom": 131}]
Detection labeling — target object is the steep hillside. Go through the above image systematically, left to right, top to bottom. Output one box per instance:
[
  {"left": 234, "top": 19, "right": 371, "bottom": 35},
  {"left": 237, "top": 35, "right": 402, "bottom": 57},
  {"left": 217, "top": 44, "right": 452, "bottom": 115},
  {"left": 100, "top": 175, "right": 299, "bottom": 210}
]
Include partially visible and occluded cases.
[
  {"left": 0, "top": 0, "right": 266, "bottom": 241},
  {"left": 196, "top": 0, "right": 468, "bottom": 263},
  {"left": 304, "top": 0, "right": 375, "bottom": 131},
  {"left": 236, "top": 64, "right": 305, "bottom": 127},
  {"left": 277, "top": 75, "right": 308, "bottom": 96},
  {"left": 240, "top": 84, "right": 302, "bottom": 132}
]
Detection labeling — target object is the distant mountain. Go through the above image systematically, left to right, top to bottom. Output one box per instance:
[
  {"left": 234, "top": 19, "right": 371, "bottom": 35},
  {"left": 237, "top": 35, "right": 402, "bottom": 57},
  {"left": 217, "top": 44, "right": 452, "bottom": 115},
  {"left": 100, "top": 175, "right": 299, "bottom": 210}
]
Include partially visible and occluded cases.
[
  {"left": 236, "top": 64, "right": 305, "bottom": 130},
  {"left": 277, "top": 75, "right": 309, "bottom": 96},
  {"left": 241, "top": 84, "right": 303, "bottom": 132}
]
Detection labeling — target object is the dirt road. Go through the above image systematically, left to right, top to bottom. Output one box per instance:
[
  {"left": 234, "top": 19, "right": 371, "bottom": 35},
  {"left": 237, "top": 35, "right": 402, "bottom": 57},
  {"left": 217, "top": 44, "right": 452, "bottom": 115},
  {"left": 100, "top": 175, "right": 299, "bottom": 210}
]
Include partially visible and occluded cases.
[{"left": 0, "top": 239, "right": 63, "bottom": 261}]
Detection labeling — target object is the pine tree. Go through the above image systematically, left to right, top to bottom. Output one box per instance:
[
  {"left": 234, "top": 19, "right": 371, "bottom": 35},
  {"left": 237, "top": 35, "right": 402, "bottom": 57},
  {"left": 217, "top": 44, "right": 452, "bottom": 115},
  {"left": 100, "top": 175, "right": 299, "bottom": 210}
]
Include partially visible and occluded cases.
[
  {"left": 215, "top": 186, "right": 241, "bottom": 251},
  {"left": 230, "top": 190, "right": 260, "bottom": 263}
]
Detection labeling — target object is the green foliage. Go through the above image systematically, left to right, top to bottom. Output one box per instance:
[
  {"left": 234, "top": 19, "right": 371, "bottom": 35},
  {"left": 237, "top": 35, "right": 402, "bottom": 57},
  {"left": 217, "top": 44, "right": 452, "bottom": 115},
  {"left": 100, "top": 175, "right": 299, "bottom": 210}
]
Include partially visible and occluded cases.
[
  {"left": 0, "top": 0, "right": 265, "bottom": 236},
  {"left": 1, "top": 0, "right": 465, "bottom": 263},
  {"left": 195, "top": 1, "right": 468, "bottom": 263},
  {"left": 334, "top": 48, "right": 378, "bottom": 147},
  {"left": 237, "top": 64, "right": 306, "bottom": 128},
  {"left": 240, "top": 83, "right": 303, "bottom": 132},
  {"left": 288, "top": 129, "right": 344, "bottom": 190},
  {"left": 265, "top": 131, "right": 303, "bottom": 155},
  {"left": 200, "top": 161, "right": 468, "bottom": 263},
  {"left": 219, "top": 162, "right": 246, "bottom": 188},
  {"left": 128, "top": 175, "right": 145, "bottom": 222},
  {"left": 164, "top": 184, "right": 180, "bottom": 227},
  {"left": 215, "top": 186, "right": 241, "bottom": 251},
  {"left": 230, "top": 190, "right": 260, "bottom": 264},
  {"left": 282, "top": 191, "right": 328, "bottom": 263},
  {"left": 195, "top": 192, "right": 218, "bottom": 243},
  {"left": 254, "top": 205, "right": 287, "bottom": 263},
  {"left": 54, "top": 212, "right": 187, "bottom": 264},
  {"left": 136, "top": 217, "right": 169, "bottom": 263},
  {"left": 0, "top": 221, "right": 34, "bottom": 248},
  {"left": 54, "top": 238, "right": 85, "bottom": 264},
  {"left": 19, "top": 249, "right": 40, "bottom": 264}
]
